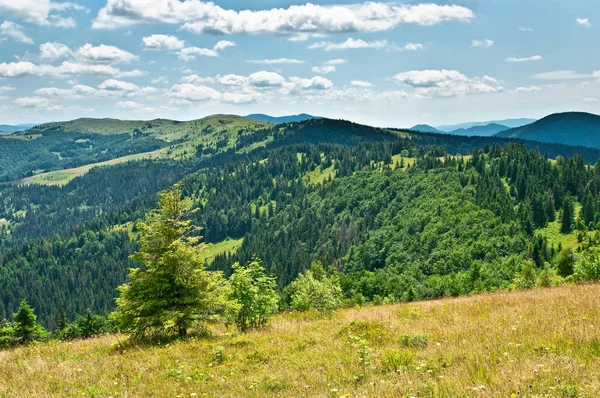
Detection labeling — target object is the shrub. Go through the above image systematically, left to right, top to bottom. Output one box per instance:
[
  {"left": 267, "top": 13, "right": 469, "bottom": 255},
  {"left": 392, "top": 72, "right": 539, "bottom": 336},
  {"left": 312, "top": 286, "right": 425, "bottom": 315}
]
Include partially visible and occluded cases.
[
  {"left": 573, "top": 247, "right": 600, "bottom": 282},
  {"left": 228, "top": 260, "right": 279, "bottom": 332},
  {"left": 287, "top": 262, "right": 342, "bottom": 313},
  {"left": 57, "top": 309, "right": 113, "bottom": 340},
  {"left": 381, "top": 349, "right": 414, "bottom": 372}
]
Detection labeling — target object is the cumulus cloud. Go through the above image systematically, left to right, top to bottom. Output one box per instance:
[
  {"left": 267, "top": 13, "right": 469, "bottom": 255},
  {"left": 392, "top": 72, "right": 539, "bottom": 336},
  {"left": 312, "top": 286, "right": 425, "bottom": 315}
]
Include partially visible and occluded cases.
[
  {"left": 0, "top": 0, "right": 85, "bottom": 27},
  {"left": 92, "top": 1, "right": 475, "bottom": 38},
  {"left": 577, "top": 18, "right": 591, "bottom": 27},
  {"left": 0, "top": 21, "right": 34, "bottom": 44},
  {"left": 519, "top": 27, "right": 533, "bottom": 32},
  {"left": 142, "top": 34, "right": 185, "bottom": 51},
  {"left": 309, "top": 37, "right": 389, "bottom": 51},
  {"left": 471, "top": 39, "right": 493, "bottom": 48},
  {"left": 178, "top": 40, "right": 235, "bottom": 61},
  {"left": 39, "top": 42, "right": 71, "bottom": 61},
  {"left": 74, "top": 43, "right": 138, "bottom": 64},
  {"left": 401, "top": 43, "right": 424, "bottom": 51},
  {"left": 505, "top": 55, "right": 542, "bottom": 62},
  {"left": 246, "top": 58, "right": 304, "bottom": 65},
  {"left": 312, "top": 58, "right": 347, "bottom": 74},
  {"left": 0, "top": 61, "right": 145, "bottom": 78},
  {"left": 392, "top": 69, "right": 503, "bottom": 97},
  {"left": 533, "top": 70, "right": 592, "bottom": 80},
  {"left": 249, "top": 71, "right": 286, "bottom": 87},
  {"left": 180, "top": 74, "right": 215, "bottom": 84},
  {"left": 217, "top": 74, "right": 249, "bottom": 86},
  {"left": 289, "top": 76, "right": 334, "bottom": 90},
  {"left": 98, "top": 78, "right": 140, "bottom": 92},
  {"left": 351, "top": 80, "right": 372, "bottom": 88},
  {"left": 167, "top": 83, "right": 221, "bottom": 101},
  {"left": 514, "top": 86, "right": 541, "bottom": 93},
  {"left": 13, "top": 96, "right": 60, "bottom": 110},
  {"left": 584, "top": 97, "right": 598, "bottom": 102},
  {"left": 115, "top": 100, "right": 155, "bottom": 112}
]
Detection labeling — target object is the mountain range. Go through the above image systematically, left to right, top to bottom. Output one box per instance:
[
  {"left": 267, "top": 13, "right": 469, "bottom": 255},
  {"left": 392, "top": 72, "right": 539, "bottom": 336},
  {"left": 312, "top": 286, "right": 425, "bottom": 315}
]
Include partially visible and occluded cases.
[
  {"left": 245, "top": 113, "right": 321, "bottom": 124},
  {"left": 436, "top": 118, "right": 537, "bottom": 131},
  {"left": 410, "top": 123, "right": 513, "bottom": 137},
  {"left": 0, "top": 124, "right": 37, "bottom": 132}
]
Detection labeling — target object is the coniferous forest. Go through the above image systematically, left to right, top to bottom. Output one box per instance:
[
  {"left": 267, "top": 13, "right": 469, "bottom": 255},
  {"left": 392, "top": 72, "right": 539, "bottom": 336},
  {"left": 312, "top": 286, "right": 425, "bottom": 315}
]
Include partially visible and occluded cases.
[{"left": 2, "top": 117, "right": 600, "bottom": 330}]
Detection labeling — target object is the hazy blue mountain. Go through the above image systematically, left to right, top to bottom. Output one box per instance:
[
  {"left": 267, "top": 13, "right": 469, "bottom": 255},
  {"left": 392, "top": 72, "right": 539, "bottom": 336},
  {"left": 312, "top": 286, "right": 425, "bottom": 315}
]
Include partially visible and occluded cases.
[
  {"left": 495, "top": 112, "right": 600, "bottom": 148},
  {"left": 245, "top": 113, "right": 322, "bottom": 124},
  {"left": 437, "top": 118, "right": 536, "bottom": 132},
  {"left": 410, "top": 123, "right": 509, "bottom": 136},
  {"left": 450, "top": 123, "right": 511, "bottom": 137},
  {"left": 0, "top": 124, "right": 37, "bottom": 132},
  {"left": 410, "top": 124, "right": 443, "bottom": 134}
]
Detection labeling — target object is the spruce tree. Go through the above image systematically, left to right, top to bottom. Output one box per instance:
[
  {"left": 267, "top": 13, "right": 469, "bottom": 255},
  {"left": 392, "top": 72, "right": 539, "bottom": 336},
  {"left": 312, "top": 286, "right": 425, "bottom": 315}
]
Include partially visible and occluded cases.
[
  {"left": 113, "top": 183, "right": 237, "bottom": 340},
  {"left": 561, "top": 197, "right": 575, "bottom": 234},
  {"left": 13, "top": 300, "right": 46, "bottom": 342}
]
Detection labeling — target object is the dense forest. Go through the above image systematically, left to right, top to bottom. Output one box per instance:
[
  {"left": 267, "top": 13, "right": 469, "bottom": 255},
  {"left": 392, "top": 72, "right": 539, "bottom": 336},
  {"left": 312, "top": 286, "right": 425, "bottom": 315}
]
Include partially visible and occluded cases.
[{"left": 1, "top": 117, "right": 600, "bottom": 329}]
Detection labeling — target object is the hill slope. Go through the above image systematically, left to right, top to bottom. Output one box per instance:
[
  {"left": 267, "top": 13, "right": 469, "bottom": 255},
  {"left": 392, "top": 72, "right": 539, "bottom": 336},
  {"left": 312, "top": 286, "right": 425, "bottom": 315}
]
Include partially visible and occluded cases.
[
  {"left": 496, "top": 112, "right": 600, "bottom": 148},
  {"left": 245, "top": 113, "right": 321, "bottom": 124},
  {"left": 410, "top": 124, "right": 442, "bottom": 133},
  {"left": 2, "top": 284, "right": 599, "bottom": 397}
]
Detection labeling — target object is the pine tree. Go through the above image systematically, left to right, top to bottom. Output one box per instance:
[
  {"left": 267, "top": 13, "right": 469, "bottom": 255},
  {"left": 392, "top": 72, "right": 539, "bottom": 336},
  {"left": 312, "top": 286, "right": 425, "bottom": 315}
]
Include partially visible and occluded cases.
[
  {"left": 113, "top": 183, "right": 237, "bottom": 340},
  {"left": 561, "top": 196, "right": 575, "bottom": 234},
  {"left": 13, "top": 300, "right": 46, "bottom": 342}
]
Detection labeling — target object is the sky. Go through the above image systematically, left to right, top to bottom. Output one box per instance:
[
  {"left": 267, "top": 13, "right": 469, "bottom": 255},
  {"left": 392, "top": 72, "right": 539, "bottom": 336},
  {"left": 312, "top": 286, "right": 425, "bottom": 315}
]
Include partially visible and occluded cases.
[{"left": 0, "top": 0, "right": 599, "bottom": 127}]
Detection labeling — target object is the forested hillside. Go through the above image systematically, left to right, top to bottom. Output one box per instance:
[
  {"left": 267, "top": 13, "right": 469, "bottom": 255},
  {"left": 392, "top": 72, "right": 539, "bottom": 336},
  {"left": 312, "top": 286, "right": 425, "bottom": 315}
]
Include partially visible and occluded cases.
[{"left": 2, "top": 117, "right": 600, "bottom": 329}]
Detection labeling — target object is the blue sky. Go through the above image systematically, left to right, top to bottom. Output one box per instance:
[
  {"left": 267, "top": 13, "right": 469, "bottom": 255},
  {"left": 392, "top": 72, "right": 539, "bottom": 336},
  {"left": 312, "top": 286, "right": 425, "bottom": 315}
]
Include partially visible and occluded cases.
[{"left": 0, "top": 0, "right": 598, "bottom": 127}]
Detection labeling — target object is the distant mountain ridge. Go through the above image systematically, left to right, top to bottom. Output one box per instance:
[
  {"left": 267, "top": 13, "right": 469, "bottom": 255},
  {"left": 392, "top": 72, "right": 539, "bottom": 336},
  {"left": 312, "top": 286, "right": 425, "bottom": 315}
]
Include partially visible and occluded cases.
[
  {"left": 495, "top": 112, "right": 600, "bottom": 148},
  {"left": 245, "top": 113, "right": 322, "bottom": 124},
  {"left": 437, "top": 118, "right": 536, "bottom": 131},
  {"left": 410, "top": 122, "right": 511, "bottom": 137},
  {"left": 0, "top": 124, "right": 37, "bottom": 132}
]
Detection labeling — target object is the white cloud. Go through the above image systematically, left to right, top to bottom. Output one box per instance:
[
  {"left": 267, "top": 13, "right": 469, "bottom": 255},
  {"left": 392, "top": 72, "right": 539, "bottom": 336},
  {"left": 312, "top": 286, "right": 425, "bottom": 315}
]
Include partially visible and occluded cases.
[
  {"left": 0, "top": 0, "right": 85, "bottom": 26},
  {"left": 93, "top": 1, "right": 475, "bottom": 37},
  {"left": 576, "top": 18, "right": 591, "bottom": 27},
  {"left": 0, "top": 21, "right": 34, "bottom": 44},
  {"left": 519, "top": 27, "right": 533, "bottom": 32},
  {"left": 142, "top": 34, "right": 185, "bottom": 51},
  {"left": 309, "top": 38, "right": 389, "bottom": 51},
  {"left": 471, "top": 39, "right": 493, "bottom": 48},
  {"left": 178, "top": 40, "right": 235, "bottom": 61},
  {"left": 213, "top": 40, "right": 235, "bottom": 51},
  {"left": 39, "top": 42, "right": 71, "bottom": 61},
  {"left": 401, "top": 43, "right": 424, "bottom": 51},
  {"left": 74, "top": 44, "right": 138, "bottom": 64},
  {"left": 505, "top": 55, "right": 542, "bottom": 62},
  {"left": 246, "top": 58, "right": 304, "bottom": 65},
  {"left": 312, "top": 58, "right": 347, "bottom": 74},
  {"left": 0, "top": 61, "right": 145, "bottom": 78},
  {"left": 312, "top": 65, "right": 336, "bottom": 74},
  {"left": 392, "top": 69, "right": 503, "bottom": 97},
  {"left": 533, "top": 70, "right": 592, "bottom": 80},
  {"left": 249, "top": 71, "right": 286, "bottom": 87},
  {"left": 180, "top": 74, "right": 214, "bottom": 84},
  {"left": 217, "top": 74, "right": 248, "bottom": 86},
  {"left": 151, "top": 76, "right": 169, "bottom": 84},
  {"left": 289, "top": 76, "right": 334, "bottom": 90},
  {"left": 98, "top": 79, "right": 140, "bottom": 92},
  {"left": 351, "top": 80, "right": 372, "bottom": 88},
  {"left": 167, "top": 83, "right": 221, "bottom": 101},
  {"left": 0, "top": 85, "right": 15, "bottom": 92},
  {"left": 34, "top": 86, "right": 84, "bottom": 99},
  {"left": 514, "top": 86, "right": 541, "bottom": 93},
  {"left": 222, "top": 92, "right": 259, "bottom": 104},
  {"left": 13, "top": 96, "right": 59, "bottom": 110},
  {"left": 584, "top": 97, "right": 598, "bottom": 102},
  {"left": 115, "top": 100, "right": 155, "bottom": 112}
]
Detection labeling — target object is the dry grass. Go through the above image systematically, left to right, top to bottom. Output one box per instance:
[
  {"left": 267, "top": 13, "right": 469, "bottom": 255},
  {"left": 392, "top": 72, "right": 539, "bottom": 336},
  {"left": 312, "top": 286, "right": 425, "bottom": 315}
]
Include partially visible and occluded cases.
[{"left": 2, "top": 284, "right": 600, "bottom": 397}]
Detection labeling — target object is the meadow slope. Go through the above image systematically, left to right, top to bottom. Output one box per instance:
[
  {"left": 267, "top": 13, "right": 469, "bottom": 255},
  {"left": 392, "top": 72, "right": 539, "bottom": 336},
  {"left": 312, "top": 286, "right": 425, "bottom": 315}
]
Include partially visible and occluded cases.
[{"left": 1, "top": 284, "right": 600, "bottom": 397}]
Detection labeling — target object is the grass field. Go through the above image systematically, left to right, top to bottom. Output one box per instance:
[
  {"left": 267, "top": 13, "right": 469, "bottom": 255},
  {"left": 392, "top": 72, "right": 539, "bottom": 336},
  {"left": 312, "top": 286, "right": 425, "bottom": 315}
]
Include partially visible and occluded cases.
[
  {"left": 201, "top": 238, "right": 244, "bottom": 263},
  {"left": 2, "top": 284, "right": 600, "bottom": 397}
]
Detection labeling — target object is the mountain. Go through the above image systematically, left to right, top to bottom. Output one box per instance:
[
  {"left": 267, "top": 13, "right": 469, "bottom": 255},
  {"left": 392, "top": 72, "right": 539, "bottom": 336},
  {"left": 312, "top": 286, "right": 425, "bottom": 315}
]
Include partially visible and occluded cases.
[
  {"left": 495, "top": 112, "right": 600, "bottom": 148},
  {"left": 245, "top": 113, "right": 321, "bottom": 124},
  {"left": 437, "top": 118, "right": 536, "bottom": 132},
  {"left": 411, "top": 123, "right": 510, "bottom": 137},
  {"left": 450, "top": 123, "right": 511, "bottom": 137},
  {"left": 0, "top": 124, "right": 37, "bottom": 132},
  {"left": 409, "top": 124, "right": 443, "bottom": 134}
]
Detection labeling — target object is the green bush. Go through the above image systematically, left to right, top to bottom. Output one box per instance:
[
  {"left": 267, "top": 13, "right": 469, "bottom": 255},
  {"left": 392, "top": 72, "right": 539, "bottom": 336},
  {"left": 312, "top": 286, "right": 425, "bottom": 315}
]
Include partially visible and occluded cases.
[
  {"left": 287, "top": 262, "right": 342, "bottom": 313},
  {"left": 398, "top": 333, "right": 429, "bottom": 349}
]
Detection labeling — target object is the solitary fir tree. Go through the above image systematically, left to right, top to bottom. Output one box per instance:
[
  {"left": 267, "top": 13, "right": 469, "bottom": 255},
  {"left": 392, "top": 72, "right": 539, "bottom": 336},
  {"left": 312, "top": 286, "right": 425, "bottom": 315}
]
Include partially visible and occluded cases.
[
  {"left": 113, "top": 183, "right": 236, "bottom": 340},
  {"left": 561, "top": 196, "right": 575, "bottom": 234}
]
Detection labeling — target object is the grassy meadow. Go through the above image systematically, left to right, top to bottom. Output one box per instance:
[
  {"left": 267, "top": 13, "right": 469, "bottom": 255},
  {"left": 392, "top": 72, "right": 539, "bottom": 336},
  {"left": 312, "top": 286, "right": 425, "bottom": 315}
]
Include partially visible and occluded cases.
[{"left": 2, "top": 284, "right": 600, "bottom": 397}]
